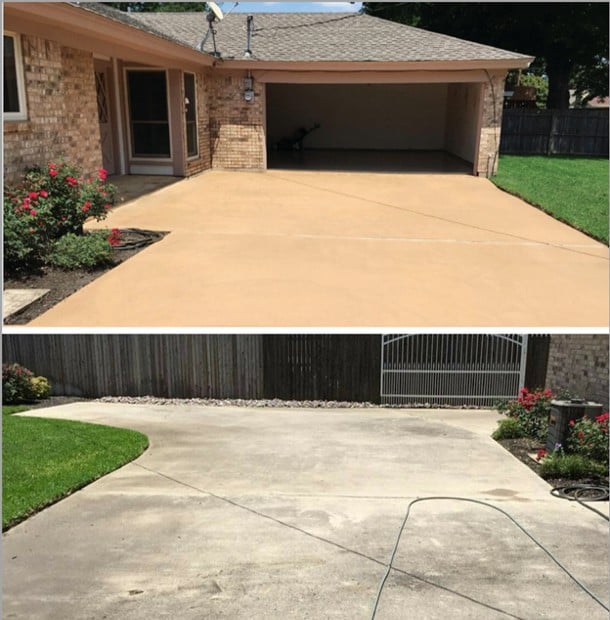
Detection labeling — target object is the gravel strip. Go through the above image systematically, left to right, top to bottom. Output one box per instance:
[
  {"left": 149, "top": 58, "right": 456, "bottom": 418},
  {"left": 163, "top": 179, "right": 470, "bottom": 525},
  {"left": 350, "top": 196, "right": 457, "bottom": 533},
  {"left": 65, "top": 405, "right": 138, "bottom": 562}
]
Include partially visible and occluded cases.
[
  {"left": 95, "top": 396, "right": 481, "bottom": 409},
  {"left": 96, "top": 396, "right": 377, "bottom": 408}
]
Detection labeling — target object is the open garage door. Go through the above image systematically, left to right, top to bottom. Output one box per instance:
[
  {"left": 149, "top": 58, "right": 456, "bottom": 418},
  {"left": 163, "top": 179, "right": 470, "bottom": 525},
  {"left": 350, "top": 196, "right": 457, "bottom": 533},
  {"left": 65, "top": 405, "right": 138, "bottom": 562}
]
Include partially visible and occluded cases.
[{"left": 266, "top": 82, "right": 482, "bottom": 174}]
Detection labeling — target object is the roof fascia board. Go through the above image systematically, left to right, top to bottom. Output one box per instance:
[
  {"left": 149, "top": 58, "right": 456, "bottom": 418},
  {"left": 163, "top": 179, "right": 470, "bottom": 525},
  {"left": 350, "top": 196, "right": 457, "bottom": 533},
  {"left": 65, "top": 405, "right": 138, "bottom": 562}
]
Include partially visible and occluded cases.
[
  {"left": 4, "top": 2, "right": 214, "bottom": 69},
  {"left": 215, "top": 58, "right": 533, "bottom": 72},
  {"left": 249, "top": 69, "right": 496, "bottom": 84}
]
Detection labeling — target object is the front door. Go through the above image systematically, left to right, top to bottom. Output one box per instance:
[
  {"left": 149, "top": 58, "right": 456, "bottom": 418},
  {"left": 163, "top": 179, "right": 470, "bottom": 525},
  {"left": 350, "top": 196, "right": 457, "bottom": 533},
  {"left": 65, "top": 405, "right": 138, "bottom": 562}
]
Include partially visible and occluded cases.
[{"left": 94, "top": 61, "right": 116, "bottom": 175}]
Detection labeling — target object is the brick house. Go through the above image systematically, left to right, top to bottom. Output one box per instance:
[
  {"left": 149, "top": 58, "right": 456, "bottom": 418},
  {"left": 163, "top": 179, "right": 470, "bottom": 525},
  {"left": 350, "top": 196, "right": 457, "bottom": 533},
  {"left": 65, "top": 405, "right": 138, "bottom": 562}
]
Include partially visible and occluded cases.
[{"left": 3, "top": 3, "right": 533, "bottom": 183}]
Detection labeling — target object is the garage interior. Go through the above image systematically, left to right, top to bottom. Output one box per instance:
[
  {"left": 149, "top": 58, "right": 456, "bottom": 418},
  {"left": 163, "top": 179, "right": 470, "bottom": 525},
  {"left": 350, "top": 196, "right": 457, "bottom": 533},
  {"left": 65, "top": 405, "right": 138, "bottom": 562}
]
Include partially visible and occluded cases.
[{"left": 266, "top": 82, "right": 482, "bottom": 174}]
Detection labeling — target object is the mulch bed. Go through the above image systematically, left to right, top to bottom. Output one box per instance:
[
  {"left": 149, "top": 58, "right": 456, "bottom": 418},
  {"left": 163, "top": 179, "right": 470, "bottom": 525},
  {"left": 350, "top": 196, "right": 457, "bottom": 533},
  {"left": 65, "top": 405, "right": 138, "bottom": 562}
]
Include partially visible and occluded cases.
[
  {"left": 4, "top": 229, "right": 165, "bottom": 325},
  {"left": 497, "top": 437, "right": 609, "bottom": 492}
]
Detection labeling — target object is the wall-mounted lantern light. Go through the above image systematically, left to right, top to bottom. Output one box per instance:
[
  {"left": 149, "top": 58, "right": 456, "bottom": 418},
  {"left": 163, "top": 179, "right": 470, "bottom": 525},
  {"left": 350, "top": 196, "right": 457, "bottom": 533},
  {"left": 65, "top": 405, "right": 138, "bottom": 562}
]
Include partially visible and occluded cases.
[{"left": 244, "top": 76, "right": 254, "bottom": 103}]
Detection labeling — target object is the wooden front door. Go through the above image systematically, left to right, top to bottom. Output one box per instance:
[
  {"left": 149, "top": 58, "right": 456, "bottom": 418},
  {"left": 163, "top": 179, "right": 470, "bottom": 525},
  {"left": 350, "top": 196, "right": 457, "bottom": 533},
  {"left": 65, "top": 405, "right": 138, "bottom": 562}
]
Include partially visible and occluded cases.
[{"left": 94, "top": 61, "right": 116, "bottom": 175}]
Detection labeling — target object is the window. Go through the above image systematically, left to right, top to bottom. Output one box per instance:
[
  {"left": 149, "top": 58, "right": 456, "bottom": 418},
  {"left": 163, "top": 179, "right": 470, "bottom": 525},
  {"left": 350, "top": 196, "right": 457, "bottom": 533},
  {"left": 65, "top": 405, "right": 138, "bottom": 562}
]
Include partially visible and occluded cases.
[
  {"left": 3, "top": 33, "right": 27, "bottom": 121},
  {"left": 126, "top": 69, "right": 171, "bottom": 158},
  {"left": 184, "top": 73, "right": 198, "bottom": 158}
]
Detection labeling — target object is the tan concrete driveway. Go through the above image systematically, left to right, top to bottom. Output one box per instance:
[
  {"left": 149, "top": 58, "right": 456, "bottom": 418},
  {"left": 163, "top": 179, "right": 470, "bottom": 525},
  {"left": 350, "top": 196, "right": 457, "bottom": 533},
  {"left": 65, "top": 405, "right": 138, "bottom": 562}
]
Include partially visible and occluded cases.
[{"left": 27, "top": 170, "right": 608, "bottom": 327}]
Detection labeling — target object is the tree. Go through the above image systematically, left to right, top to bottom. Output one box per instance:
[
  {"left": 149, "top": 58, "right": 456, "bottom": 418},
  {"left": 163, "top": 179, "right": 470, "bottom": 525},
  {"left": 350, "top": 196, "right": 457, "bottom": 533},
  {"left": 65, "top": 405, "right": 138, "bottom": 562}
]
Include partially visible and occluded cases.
[
  {"left": 104, "top": 3, "right": 206, "bottom": 12},
  {"left": 362, "top": 3, "right": 609, "bottom": 109}
]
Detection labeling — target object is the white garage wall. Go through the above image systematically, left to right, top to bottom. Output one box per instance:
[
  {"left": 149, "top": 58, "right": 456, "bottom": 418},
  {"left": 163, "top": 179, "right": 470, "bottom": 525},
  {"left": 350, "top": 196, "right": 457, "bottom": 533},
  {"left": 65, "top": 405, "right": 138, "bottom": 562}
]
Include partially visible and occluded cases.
[
  {"left": 267, "top": 83, "right": 449, "bottom": 150},
  {"left": 444, "top": 83, "right": 481, "bottom": 164}
]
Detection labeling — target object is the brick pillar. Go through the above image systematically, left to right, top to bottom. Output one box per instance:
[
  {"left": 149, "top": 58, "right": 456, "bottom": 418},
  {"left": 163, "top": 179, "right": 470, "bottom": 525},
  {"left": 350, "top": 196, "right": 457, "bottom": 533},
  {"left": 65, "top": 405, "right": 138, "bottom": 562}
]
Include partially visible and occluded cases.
[
  {"left": 209, "top": 73, "right": 265, "bottom": 169},
  {"left": 477, "top": 73, "right": 505, "bottom": 178},
  {"left": 545, "top": 335, "right": 609, "bottom": 408}
]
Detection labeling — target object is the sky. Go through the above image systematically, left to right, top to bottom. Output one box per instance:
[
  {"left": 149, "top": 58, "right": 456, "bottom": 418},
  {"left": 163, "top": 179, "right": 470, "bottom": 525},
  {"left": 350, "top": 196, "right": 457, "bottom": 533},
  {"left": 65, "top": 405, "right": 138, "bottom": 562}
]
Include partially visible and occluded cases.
[{"left": 230, "top": 2, "right": 362, "bottom": 13}]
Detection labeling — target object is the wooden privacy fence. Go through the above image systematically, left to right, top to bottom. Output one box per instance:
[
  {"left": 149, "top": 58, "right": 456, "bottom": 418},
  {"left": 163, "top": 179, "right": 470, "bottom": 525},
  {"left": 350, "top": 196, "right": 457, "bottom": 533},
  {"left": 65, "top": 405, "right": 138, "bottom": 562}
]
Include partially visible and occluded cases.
[
  {"left": 500, "top": 109, "right": 609, "bottom": 156},
  {"left": 2, "top": 334, "right": 549, "bottom": 404},
  {"left": 2, "top": 334, "right": 382, "bottom": 402},
  {"left": 2, "top": 335, "right": 264, "bottom": 399},
  {"left": 262, "top": 335, "right": 381, "bottom": 403}
]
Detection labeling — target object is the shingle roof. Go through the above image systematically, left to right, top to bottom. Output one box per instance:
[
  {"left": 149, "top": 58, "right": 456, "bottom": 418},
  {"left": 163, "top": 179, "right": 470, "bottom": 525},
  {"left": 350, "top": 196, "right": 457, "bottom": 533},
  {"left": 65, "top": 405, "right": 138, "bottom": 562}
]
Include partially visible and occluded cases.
[{"left": 80, "top": 5, "right": 531, "bottom": 64}]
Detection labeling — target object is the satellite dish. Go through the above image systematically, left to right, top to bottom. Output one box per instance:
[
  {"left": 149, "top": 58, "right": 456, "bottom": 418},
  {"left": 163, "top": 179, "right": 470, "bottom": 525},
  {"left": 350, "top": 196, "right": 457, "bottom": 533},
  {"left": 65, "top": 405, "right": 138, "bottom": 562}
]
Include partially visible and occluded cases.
[
  {"left": 200, "top": 2, "right": 225, "bottom": 56},
  {"left": 208, "top": 2, "right": 224, "bottom": 21}
]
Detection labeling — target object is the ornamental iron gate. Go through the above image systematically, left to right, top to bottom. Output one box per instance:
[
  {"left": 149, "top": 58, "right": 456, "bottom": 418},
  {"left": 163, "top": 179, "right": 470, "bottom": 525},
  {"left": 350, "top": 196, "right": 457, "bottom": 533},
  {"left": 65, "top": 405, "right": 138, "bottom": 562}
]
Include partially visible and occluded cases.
[{"left": 381, "top": 334, "right": 528, "bottom": 407}]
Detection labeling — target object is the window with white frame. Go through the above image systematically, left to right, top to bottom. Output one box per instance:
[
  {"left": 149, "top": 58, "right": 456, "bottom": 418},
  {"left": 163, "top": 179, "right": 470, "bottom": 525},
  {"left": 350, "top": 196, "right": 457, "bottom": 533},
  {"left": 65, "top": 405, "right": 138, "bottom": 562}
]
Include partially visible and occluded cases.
[{"left": 4, "top": 32, "right": 27, "bottom": 121}]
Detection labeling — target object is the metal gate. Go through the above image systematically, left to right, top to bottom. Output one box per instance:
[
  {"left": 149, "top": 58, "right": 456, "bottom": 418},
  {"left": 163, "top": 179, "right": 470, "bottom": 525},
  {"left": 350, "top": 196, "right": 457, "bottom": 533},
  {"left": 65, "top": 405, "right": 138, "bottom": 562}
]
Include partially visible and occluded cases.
[{"left": 381, "top": 334, "right": 528, "bottom": 406}]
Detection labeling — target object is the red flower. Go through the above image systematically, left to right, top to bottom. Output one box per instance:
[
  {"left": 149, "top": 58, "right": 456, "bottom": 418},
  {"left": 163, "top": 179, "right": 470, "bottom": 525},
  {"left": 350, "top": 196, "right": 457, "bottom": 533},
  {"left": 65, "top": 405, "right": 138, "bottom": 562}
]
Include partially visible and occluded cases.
[
  {"left": 98, "top": 168, "right": 108, "bottom": 181},
  {"left": 49, "top": 169, "right": 58, "bottom": 178},
  {"left": 66, "top": 176, "right": 78, "bottom": 187},
  {"left": 39, "top": 190, "right": 48, "bottom": 198},
  {"left": 28, "top": 191, "right": 39, "bottom": 200},
  {"left": 81, "top": 201, "right": 91, "bottom": 213},
  {"left": 30, "top": 209, "right": 37, "bottom": 217},
  {"left": 107, "top": 228, "right": 122, "bottom": 247},
  {"left": 568, "top": 419, "right": 575, "bottom": 426},
  {"left": 577, "top": 431, "right": 585, "bottom": 440},
  {"left": 535, "top": 448, "right": 547, "bottom": 462}
]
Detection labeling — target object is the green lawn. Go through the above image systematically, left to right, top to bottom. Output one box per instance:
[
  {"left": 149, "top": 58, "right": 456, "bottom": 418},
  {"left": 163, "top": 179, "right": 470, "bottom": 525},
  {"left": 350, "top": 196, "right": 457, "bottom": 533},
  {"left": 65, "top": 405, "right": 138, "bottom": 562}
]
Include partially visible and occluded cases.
[
  {"left": 492, "top": 155, "right": 609, "bottom": 244},
  {"left": 2, "top": 405, "right": 31, "bottom": 416},
  {"left": 2, "top": 407, "right": 148, "bottom": 530}
]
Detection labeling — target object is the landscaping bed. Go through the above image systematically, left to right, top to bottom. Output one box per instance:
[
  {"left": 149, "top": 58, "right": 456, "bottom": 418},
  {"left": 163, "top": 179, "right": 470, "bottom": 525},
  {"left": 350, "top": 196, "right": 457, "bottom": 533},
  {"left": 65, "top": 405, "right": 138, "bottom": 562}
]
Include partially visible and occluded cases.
[
  {"left": 4, "top": 228, "right": 165, "bottom": 324},
  {"left": 492, "top": 388, "right": 609, "bottom": 497},
  {"left": 497, "top": 436, "right": 609, "bottom": 492}
]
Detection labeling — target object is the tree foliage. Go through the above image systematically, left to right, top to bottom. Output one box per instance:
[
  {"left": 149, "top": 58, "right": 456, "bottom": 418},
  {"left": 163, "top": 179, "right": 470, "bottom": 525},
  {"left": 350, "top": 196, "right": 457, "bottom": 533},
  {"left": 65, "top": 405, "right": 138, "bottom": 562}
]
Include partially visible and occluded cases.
[{"left": 362, "top": 3, "right": 609, "bottom": 109}]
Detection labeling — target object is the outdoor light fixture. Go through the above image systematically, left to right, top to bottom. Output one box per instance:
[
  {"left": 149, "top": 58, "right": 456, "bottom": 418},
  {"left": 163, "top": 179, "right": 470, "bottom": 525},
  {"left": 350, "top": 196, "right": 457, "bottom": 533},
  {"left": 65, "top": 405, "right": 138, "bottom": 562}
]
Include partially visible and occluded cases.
[{"left": 244, "top": 76, "right": 254, "bottom": 103}]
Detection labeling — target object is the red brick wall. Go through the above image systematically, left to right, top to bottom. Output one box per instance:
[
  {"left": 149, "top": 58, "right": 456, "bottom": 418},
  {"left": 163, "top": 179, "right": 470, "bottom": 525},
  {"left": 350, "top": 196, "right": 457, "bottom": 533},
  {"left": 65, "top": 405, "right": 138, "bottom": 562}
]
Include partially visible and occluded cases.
[
  {"left": 3, "top": 35, "right": 102, "bottom": 184},
  {"left": 208, "top": 73, "right": 265, "bottom": 169},
  {"left": 546, "top": 335, "right": 609, "bottom": 408}
]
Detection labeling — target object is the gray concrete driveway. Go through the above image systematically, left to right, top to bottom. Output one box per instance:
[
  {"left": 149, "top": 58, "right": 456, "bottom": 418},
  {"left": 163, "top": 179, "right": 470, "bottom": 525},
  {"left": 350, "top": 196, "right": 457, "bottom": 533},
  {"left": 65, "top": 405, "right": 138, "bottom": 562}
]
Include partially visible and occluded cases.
[
  {"left": 24, "top": 170, "right": 609, "bottom": 327},
  {"left": 3, "top": 404, "right": 608, "bottom": 619}
]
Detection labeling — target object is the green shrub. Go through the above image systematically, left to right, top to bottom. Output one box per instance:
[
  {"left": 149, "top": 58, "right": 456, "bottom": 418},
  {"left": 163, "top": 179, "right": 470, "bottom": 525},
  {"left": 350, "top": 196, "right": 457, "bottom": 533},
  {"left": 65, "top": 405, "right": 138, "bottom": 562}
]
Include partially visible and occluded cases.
[
  {"left": 3, "top": 161, "right": 118, "bottom": 277},
  {"left": 18, "top": 162, "right": 117, "bottom": 238},
  {"left": 3, "top": 194, "right": 45, "bottom": 275},
  {"left": 47, "top": 232, "right": 113, "bottom": 270},
  {"left": 2, "top": 363, "right": 35, "bottom": 404},
  {"left": 30, "top": 376, "right": 51, "bottom": 400},
  {"left": 496, "top": 387, "right": 553, "bottom": 442},
  {"left": 567, "top": 413, "right": 609, "bottom": 464},
  {"left": 492, "top": 417, "right": 525, "bottom": 440},
  {"left": 539, "top": 452, "right": 608, "bottom": 479}
]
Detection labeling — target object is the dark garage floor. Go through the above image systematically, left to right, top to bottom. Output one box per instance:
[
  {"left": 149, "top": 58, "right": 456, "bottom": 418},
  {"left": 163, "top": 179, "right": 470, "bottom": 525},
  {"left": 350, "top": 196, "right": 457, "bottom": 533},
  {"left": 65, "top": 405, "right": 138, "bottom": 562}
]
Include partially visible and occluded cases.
[{"left": 267, "top": 149, "right": 473, "bottom": 174}]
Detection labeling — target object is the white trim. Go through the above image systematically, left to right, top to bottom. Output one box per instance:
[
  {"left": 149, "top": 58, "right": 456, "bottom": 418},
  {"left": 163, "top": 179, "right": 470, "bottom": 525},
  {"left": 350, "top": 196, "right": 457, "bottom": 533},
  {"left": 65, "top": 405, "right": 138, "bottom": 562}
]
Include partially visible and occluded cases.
[
  {"left": 3, "top": 31, "right": 28, "bottom": 121},
  {"left": 112, "top": 57, "right": 126, "bottom": 175},
  {"left": 123, "top": 66, "right": 173, "bottom": 162},
  {"left": 184, "top": 71, "right": 199, "bottom": 160}
]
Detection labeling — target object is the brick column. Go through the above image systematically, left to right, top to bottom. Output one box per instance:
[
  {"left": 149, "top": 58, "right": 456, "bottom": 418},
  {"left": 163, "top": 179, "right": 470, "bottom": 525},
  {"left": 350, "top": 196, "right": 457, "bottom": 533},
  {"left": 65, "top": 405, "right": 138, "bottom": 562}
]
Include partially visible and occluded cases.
[
  {"left": 209, "top": 72, "right": 265, "bottom": 169},
  {"left": 476, "top": 73, "right": 505, "bottom": 177},
  {"left": 545, "top": 335, "right": 609, "bottom": 408}
]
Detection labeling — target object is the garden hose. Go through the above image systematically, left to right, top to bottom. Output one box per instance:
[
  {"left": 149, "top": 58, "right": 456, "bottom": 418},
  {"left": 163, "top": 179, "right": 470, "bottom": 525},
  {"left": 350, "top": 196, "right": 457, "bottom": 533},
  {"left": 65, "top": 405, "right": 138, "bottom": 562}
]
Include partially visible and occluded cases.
[
  {"left": 113, "top": 228, "right": 165, "bottom": 250},
  {"left": 133, "top": 465, "right": 608, "bottom": 618},
  {"left": 551, "top": 484, "right": 610, "bottom": 521},
  {"left": 371, "top": 496, "right": 609, "bottom": 619}
]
